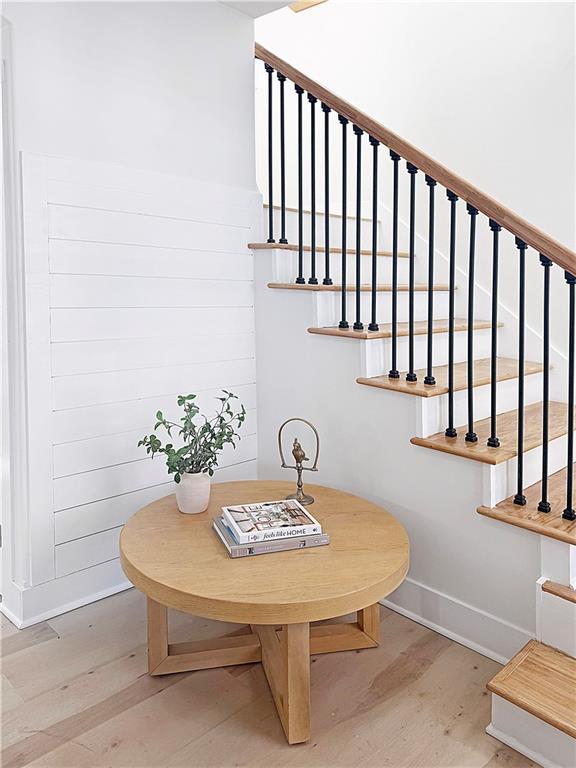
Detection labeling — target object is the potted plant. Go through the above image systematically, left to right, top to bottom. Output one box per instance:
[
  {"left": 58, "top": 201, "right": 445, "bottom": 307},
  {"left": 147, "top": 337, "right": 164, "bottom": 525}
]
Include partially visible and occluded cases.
[{"left": 138, "top": 391, "right": 246, "bottom": 514}]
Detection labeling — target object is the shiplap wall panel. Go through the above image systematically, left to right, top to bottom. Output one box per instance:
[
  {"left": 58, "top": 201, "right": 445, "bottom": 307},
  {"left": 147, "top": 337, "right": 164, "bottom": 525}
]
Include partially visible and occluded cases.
[
  {"left": 22, "top": 153, "right": 259, "bottom": 589},
  {"left": 47, "top": 178, "right": 252, "bottom": 230},
  {"left": 49, "top": 205, "right": 250, "bottom": 253},
  {"left": 50, "top": 241, "right": 254, "bottom": 281},
  {"left": 50, "top": 275, "right": 254, "bottom": 309},
  {"left": 50, "top": 306, "right": 254, "bottom": 342},
  {"left": 52, "top": 333, "right": 255, "bottom": 376},
  {"left": 53, "top": 358, "right": 257, "bottom": 410},
  {"left": 51, "top": 383, "right": 257, "bottom": 444},
  {"left": 53, "top": 410, "right": 257, "bottom": 478},
  {"left": 54, "top": 434, "right": 258, "bottom": 512},
  {"left": 54, "top": 459, "right": 258, "bottom": 556},
  {"left": 55, "top": 528, "right": 121, "bottom": 578}
]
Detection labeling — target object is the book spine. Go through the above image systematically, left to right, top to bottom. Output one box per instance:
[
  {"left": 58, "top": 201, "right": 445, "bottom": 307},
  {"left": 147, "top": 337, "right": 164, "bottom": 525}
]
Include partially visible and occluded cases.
[
  {"left": 222, "top": 511, "right": 321, "bottom": 544},
  {"left": 227, "top": 536, "right": 329, "bottom": 558}
]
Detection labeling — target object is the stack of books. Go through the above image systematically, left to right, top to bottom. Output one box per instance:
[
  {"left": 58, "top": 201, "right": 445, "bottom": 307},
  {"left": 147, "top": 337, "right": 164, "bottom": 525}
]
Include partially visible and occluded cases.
[{"left": 213, "top": 498, "right": 329, "bottom": 558}]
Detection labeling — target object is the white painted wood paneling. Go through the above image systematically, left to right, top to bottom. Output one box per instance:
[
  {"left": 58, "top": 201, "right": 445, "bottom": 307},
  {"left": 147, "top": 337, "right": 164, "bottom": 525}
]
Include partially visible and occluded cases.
[
  {"left": 20, "top": 153, "right": 260, "bottom": 591},
  {"left": 49, "top": 205, "right": 250, "bottom": 253},
  {"left": 49, "top": 241, "right": 254, "bottom": 281},
  {"left": 49, "top": 274, "right": 254, "bottom": 309},
  {"left": 50, "top": 306, "right": 254, "bottom": 341},
  {"left": 52, "top": 333, "right": 255, "bottom": 376},
  {"left": 53, "top": 358, "right": 257, "bottom": 410},
  {"left": 51, "top": 383, "right": 257, "bottom": 444},
  {"left": 53, "top": 409, "right": 257, "bottom": 478},
  {"left": 53, "top": 422, "right": 257, "bottom": 512},
  {"left": 54, "top": 458, "right": 258, "bottom": 546}
]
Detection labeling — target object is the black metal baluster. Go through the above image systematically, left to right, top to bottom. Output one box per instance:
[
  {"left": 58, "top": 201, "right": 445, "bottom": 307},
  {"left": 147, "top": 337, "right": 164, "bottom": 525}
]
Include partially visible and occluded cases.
[
  {"left": 265, "top": 63, "right": 275, "bottom": 243},
  {"left": 277, "top": 73, "right": 288, "bottom": 244},
  {"left": 295, "top": 85, "right": 305, "bottom": 284},
  {"left": 308, "top": 95, "right": 318, "bottom": 284},
  {"left": 322, "top": 104, "right": 332, "bottom": 285},
  {"left": 338, "top": 115, "right": 349, "bottom": 328},
  {"left": 353, "top": 126, "right": 364, "bottom": 330},
  {"left": 368, "top": 137, "right": 379, "bottom": 331},
  {"left": 388, "top": 151, "right": 401, "bottom": 379},
  {"left": 406, "top": 163, "right": 418, "bottom": 381},
  {"left": 424, "top": 176, "right": 437, "bottom": 385},
  {"left": 445, "top": 191, "right": 458, "bottom": 437},
  {"left": 465, "top": 204, "right": 479, "bottom": 442},
  {"left": 487, "top": 220, "right": 502, "bottom": 447},
  {"left": 514, "top": 237, "right": 527, "bottom": 504},
  {"left": 538, "top": 255, "right": 553, "bottom": 512},
  {"left": 563, "top": 271, "right": 576, "bottom": 520}
]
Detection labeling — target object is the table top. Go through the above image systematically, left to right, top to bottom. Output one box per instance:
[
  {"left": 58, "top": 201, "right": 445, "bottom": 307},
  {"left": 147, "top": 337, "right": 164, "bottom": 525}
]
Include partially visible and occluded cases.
[{"left": 120, "top": 480, "right": 410, "bottom": 625}]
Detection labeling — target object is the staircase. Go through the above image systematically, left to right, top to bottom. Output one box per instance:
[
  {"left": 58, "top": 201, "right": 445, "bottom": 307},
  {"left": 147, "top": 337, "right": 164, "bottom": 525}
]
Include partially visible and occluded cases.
[{"left": 253, "top": 45, "right": 576, "bottom": 768}]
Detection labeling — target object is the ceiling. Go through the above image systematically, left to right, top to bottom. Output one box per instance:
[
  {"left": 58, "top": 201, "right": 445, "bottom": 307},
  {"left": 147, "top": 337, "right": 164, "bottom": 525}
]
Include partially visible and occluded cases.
[{"left": 220, "top": 2, "right": 291, "bottom": 19}]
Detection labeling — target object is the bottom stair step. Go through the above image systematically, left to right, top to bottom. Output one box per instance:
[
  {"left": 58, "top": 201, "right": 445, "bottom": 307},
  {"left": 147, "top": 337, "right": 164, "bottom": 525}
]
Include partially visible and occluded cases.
[
  {"left": 477, "top": 465, "right": 576, "bottom": 544},
  {"left": 487, "top": 640, "right": 576, "bottom": 739}
]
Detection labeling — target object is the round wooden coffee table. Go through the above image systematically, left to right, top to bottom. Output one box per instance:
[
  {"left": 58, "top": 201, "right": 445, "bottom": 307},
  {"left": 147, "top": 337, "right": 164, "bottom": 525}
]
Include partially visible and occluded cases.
[{"left": 120, "top": 480, "right": 409, "bottom": 744}]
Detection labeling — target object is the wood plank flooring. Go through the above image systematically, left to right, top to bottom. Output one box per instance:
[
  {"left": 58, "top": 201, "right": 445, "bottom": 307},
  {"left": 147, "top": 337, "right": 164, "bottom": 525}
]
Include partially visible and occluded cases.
[{"left": 0, "top": 589, "right": 536, "bottom": 767}]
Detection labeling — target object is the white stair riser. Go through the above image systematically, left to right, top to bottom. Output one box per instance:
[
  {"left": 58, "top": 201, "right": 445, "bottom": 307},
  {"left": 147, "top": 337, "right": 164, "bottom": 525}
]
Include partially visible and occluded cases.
[
  {"left": 267, "top": 208, "right": 376, "bottom": 247},
  {"left": 270, "top": 249, "right": 411, "bottom": 284},
  {"left": 315, "top": 291, "right": 449, "bottom": 327},
  {"left": 361, "top": 328, "right": 493, "bottom": 378},
  {"left": 417, "top": 373, "right": 544, "bottom": 438},
  {"left": 483, "top": 432, "right": 574, "bottom": 508},
  {"left": 540, "top": 539, "right": 576, "bottom": 589},
  {"left": 537, "top": 587, "right": 576, "bottom": 657},
  {"left": 488, "top": 694, "right": 576, "bottom": 768}
]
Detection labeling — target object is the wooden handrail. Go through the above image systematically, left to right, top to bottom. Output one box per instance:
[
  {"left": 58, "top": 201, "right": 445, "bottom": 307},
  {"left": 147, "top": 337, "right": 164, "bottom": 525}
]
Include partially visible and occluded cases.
[{"left": 255, "top": 43, "right": 576, "bottom": 276}]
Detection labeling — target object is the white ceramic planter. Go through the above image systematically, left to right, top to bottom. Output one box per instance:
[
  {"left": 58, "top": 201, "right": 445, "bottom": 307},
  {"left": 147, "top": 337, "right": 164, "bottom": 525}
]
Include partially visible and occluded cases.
[{"left": 175, "top": 472, "right": 211, "bottom": 514}]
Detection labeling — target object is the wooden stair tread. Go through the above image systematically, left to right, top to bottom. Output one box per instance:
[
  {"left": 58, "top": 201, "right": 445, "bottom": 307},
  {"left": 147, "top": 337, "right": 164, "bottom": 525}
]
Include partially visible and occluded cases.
[
  {"left": 249, "top": 242, "right": 408, "bottom": 257},
  {"left": 268, "top": 282, "right": 449, "bottom": 293},
  {"left": 308, "top": 318, "right": 497, "bottom": 340},
  {"left": 357, "top": 357, "right": 543, "bottom": 398},
  {"left": 411, "top": 401, "right": 573, "bottom": 465},
  {"left": 478, "top": 465, "right": 576, "bottom": 544},
  {"left": 542, "top": 580, "right": 576, "bottom": 604},
  {"left": 487, "top": 640, "right": 576, "bottom": 739}
]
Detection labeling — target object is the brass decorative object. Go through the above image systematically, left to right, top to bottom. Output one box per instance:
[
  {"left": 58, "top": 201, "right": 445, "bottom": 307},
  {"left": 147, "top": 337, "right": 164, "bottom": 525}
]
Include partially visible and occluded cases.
[{"left": 278, "top": 418, "right": 320, "bottom": 505}]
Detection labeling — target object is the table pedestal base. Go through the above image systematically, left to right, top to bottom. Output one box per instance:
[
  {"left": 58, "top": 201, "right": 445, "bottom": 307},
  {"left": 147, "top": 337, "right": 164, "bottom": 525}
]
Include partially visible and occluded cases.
[{"left": 146, "top": 598, "right": 381, "bottom": 744}]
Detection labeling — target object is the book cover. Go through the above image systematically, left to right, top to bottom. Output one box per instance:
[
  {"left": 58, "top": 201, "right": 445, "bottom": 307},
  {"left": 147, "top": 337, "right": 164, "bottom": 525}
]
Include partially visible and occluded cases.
[
  {"left": 221, "top": 499, "right": 322, "bottom": 544},
  {"left": 213, "top": 516, "right": 329, "bottom": 558}
]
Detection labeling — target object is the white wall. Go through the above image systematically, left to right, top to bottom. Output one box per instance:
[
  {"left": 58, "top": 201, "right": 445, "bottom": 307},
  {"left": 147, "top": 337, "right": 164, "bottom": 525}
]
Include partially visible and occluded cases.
[
  {"left": 5, "top": 1, "right": 256, "bottom": 188},
  {"left": 255, "top": 1, "right": 575, "bottom": 349},
  {"left": 1, "top": 2, "right": 262, "bottom": 626}
]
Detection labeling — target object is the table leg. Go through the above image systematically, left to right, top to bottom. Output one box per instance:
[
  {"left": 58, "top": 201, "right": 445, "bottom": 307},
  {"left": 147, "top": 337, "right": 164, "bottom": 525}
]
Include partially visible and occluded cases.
[
  {"left": 147, "top": 598, "right": 168, "bottom": 673},
  {"left": 357, "top": 603, "right": 381, "bottom": 644},
  {"left": 252, "top": 622, "right": 311, "bottom": 744}
]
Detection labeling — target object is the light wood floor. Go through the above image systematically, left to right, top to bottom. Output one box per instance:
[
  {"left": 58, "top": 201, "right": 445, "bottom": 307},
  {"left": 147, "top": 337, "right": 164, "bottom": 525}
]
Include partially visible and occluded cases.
[{"left": 1, "top": 590, "right": 536, "bottom": 768}]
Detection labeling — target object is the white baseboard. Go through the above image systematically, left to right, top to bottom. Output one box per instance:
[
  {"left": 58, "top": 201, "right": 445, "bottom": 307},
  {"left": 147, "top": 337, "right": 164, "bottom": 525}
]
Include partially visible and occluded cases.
[
  {"left": 1, "top": 558, "right": 132, "bottom": 628},
  {"left": 381, "top": 576, "right": 533, "bottom": 664},
  {"left": 488, "top": 694, "right": 576, "bottom": 768},
  {"left": 486, "top": 724, "right": 553, "bottom": 768}
]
